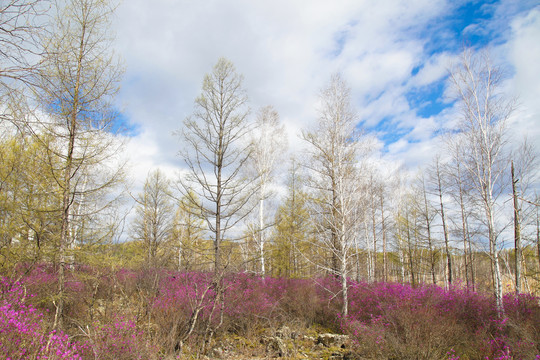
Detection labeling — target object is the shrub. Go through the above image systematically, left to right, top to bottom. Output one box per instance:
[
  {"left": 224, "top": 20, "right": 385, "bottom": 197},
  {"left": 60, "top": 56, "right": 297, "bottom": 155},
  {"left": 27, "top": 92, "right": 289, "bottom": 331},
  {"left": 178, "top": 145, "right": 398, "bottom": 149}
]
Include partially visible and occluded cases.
[
  {"left": 0, "top": 277, "right": 86, "bottom": 360},
  {"left": 341, "top": 281, "right": 540, "bottom": 359},
  {"left": 81, "top": 316, "right": 158, "bottom": 360}
]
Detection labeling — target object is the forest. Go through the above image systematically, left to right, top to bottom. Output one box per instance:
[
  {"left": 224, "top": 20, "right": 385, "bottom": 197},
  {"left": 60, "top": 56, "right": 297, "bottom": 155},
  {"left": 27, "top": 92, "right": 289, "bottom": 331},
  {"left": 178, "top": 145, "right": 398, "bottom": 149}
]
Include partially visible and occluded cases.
[{"left": 1, "top": 0, "right": 539, "bottom": 359}]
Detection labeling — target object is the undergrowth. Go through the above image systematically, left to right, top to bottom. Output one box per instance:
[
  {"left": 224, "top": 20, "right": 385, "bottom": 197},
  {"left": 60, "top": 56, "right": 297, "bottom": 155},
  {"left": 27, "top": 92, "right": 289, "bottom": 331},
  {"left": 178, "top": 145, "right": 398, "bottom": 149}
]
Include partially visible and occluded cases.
[{"left": 1, "top": 265, "right": 539, "bottom": 359}]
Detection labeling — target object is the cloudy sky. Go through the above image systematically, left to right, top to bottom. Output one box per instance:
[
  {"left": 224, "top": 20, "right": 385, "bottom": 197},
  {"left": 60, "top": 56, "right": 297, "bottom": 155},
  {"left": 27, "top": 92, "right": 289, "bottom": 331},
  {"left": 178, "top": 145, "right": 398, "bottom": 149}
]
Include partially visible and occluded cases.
[{"left": 111, "top": 0, "right": 540, "bottom": 186}]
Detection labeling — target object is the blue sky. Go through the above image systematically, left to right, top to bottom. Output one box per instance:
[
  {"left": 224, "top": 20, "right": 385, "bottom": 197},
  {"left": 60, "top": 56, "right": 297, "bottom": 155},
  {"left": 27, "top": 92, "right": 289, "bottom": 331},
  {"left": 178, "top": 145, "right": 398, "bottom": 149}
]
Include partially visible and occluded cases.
[{"left": 112, "top": 0, "right": 540, "bottom": 183}]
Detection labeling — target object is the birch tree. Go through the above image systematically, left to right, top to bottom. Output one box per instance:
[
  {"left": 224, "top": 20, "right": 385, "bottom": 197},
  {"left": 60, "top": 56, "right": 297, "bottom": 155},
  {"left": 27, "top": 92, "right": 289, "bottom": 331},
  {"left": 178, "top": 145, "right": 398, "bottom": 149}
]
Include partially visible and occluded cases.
[
  {"left": 449, "top": 49, "right": 514, "bottom": 314},
  {"left": 302, "top": 73, "right": 364, "bottom": 316},
  {"left": 248, "top": 105, "right": 286, "bottom": 276},
  {"left": 172, "top": 192, "right": 207, "bottom": 271}
]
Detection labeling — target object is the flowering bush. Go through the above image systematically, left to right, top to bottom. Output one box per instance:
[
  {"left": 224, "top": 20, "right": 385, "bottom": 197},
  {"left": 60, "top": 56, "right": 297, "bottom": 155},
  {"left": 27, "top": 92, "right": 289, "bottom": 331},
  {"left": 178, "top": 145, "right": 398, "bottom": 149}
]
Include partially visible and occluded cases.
[
  {"left": 2, "top": 267, "right": 539, "bottom": 359},
  {"left": 0, "top": 277, "right": 86, "bottom": 359},
  {"left": 340, "top": 281, "right": 540, "bottom": 359},
  {"left": 83, "top": 316, "right": 158, "bottom": 360}
]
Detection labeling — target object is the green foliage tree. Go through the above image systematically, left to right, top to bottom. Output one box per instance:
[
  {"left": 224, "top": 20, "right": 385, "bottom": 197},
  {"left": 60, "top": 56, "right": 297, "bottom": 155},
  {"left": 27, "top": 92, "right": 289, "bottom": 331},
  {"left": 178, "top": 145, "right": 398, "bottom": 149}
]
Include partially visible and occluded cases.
[
  {"left": 0, "top": 133, "right": 62, "bottom": 273},
  {"left": 272, "top": 160, "right": 313, "bottom": 278},
  {"left": 131, "top": 169, "right": 174, "bottom": 268}
]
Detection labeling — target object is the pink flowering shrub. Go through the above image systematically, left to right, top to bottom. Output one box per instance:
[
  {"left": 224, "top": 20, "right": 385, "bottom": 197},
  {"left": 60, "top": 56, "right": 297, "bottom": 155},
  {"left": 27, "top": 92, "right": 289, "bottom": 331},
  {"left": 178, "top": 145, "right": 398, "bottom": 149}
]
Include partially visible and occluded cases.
[
  {"left": 3, "top": 266, "right": 539, "bottom": 359},
  {"left": 152, "top": 272, "right": 280, "bottom": 342},
  {"left": 0, "top": 277, "right": 86, "bottom": 359},
  {"left": 264, "top": 277, "right": 324, "bottom": 326},
  {"left": 340, "top": 281, "right": 540, "bottom": 359},
  {"left": 82, "top": 316, "right": 158, "bottom": 360}
]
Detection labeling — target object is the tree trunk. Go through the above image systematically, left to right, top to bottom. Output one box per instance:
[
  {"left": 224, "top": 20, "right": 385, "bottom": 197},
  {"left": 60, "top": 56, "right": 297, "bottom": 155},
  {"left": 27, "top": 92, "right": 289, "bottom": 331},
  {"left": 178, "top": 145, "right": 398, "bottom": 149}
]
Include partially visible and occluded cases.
[
  {"left": 55, "top": 18, "right": 86, "bottom": 329},
  {"left": 215, "top": 160, "right": 222, "bottom": 274},
  {"left": 511, "top": 161, "right": 521, "bottom": 293},
  {"left": 436, "top": 164, "right": 452, "bottom": 286},
  {"left": 422, "top": 179, "right": 436, "bottom": 285},
  {"left": 458, "top": 181, "right": 470, "bottom": 289},
  {"left": 380, "top": 193, "right": 387, "bottom": 282},
  {"left": 259, "top": 197, "right": 265, "bottom": 276},
  {"left": 371, "top": 197, "right": 377, "bottom": 282},
  {"left": 487, "top": 202, "right": 504, "bottom": 315},
  {"left": 537, "top": 205, "right": 540, "bottom": 273},
  {"left": 406, "top": 212, "right": 415, "bottom": 287},
  {"left": 341, "top": 258, "right": 348, "bottom": 317}
]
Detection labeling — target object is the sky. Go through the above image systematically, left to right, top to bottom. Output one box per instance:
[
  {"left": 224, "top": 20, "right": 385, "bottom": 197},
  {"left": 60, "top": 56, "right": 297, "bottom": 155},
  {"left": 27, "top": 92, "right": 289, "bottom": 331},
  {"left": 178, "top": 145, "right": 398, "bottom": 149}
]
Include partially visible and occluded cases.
[{"left": 111, "top": 0, "right": 540, "bottom": 187}]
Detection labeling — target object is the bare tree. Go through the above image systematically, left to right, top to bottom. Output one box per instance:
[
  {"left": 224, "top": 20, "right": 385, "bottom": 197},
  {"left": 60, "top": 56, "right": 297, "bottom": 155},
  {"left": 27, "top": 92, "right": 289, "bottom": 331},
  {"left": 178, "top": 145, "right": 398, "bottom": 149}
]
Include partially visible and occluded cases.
[
  {"left": 0, "top": 0, "right": 48, "bottom": 102},
  {"left": 449, "top": 49, "right": 514, "bottom": 314},
  {"left": 178, "top": 58, "right": 256, "bottom": 274},
  {"left": 302, "top": 73, "right": 365, "bottom": 316},
  {"left": 247, "top": 105, "right": 287, "bottom": 276},
  {"left": 446, "top": 134, "right": 477, "bottom": 290},
  {"left": 510, "top": 139, "right": 538, "bottom": 293},
  {"left": 428, "top": 156, "right": 453, "bottom": 286},
  {"left": 511, "top": 160, "right": 521, "bottom": 292},
  {"left": 413, "top": 171, "right": 437, "bottom": 285},
  {"left": 366, "top": 173, "right": 380, "bottom": 282},
  {"left": 379, "top": 180, "right": 389, "bottom": 282},
  {"left": 172, "top": 191, "right": 207, "bottom": 271},
  {"left": 396, "top": 192, "right": 420, "bottom": 287}
]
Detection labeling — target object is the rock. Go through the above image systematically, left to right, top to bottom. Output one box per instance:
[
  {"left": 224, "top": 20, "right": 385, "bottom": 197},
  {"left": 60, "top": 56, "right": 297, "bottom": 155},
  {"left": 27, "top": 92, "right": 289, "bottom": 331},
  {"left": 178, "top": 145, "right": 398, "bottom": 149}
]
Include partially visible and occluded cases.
[
  {"left": 275, "top": 326, "right": 291, "bottom": 339},
  {"left": 317, "top": 333, "right": 350, "bottom": 348},
  {"left": 303, "top": 335, "right": 317, "bottom": 344},
  {"left": 261, "top": 336, "right": 288, "bottom": 357},
  {"left": 329, "top": 353, "right": 344, "bottom": 360}
]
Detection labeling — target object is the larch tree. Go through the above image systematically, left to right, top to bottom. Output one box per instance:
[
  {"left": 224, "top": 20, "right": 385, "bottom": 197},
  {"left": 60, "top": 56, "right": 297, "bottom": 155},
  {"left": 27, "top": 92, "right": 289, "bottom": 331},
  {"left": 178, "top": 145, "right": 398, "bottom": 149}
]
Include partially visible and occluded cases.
[
  {"left": 0, "top": 0, "right": 48, "bottom": 104},
  {"left": 35, "top": 0, "right": 124, "bottom": 329},
  {"left": 449, "top": 49, "right": 514, "bottom": 314},
  {"left": 179, "top": 58, "right": 256, "bottom": 275},
  {"left": 302, "top": 73, "right": 364, "bottom": 317},
  {"left": 0, "top": 133, "right": 61, "bottom": 273},
  {"left": 273, "top": 158, "right": 312, "bottom": 278},
  {"left": 132, "top": 169, "right": 174, "bottom": 268}
]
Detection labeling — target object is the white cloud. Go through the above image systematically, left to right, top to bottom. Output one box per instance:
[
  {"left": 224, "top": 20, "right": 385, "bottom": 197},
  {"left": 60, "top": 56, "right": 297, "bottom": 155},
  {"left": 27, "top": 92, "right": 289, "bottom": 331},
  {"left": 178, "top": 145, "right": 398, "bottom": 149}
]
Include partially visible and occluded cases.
[
  {"left": 111, "top": 0, "right": 540, "bottom": 193},
  {"left": 507, "top": 8, "right": 540, "bottom": 143},
  {"left": 409, "top": 52, "right": 455, "bottom": 88}
]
